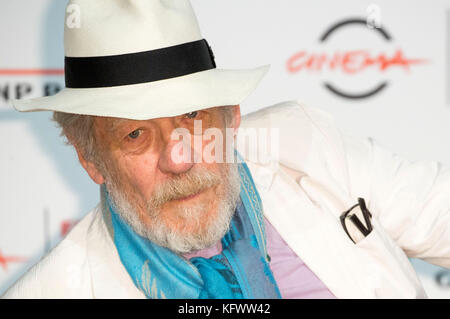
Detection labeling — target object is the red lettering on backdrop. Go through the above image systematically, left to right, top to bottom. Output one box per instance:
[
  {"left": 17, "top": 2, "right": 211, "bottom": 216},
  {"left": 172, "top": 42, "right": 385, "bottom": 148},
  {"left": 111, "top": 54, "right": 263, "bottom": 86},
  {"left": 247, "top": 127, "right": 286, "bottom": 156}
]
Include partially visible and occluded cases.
[
  {"left": 286, "top": 49, "right": 426, "bottom": 74},
  {"left": 286, "top": 51, "right": 306, "bottom": 73},
  {"left": 342, "top": 51, "right": 368, "bottom": 73},
  {"left": 0, "top": 250, "right": 27, "bottom": 271}
]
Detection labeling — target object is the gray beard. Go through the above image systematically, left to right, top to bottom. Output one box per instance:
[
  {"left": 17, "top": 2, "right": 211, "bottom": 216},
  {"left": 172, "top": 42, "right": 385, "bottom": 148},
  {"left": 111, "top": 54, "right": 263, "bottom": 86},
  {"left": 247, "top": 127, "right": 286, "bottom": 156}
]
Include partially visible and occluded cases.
[{"left": 105, "top": 164, "right": 241, "bottom": 255}]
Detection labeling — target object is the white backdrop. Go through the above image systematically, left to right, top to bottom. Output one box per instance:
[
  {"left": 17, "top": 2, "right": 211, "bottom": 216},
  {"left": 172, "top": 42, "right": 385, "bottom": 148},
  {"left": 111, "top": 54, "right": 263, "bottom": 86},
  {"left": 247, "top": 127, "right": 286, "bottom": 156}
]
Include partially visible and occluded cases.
[{"left": 0, "top": 0, "right": 449, "bottom": 297}]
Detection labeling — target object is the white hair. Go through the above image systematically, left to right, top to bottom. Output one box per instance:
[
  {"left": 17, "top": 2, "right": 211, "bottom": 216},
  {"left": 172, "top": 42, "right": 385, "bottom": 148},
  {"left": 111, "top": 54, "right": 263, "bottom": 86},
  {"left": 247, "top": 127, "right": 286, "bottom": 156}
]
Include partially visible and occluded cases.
[{"left": 105, "top": 163, "right": 241, "bottom": 254}]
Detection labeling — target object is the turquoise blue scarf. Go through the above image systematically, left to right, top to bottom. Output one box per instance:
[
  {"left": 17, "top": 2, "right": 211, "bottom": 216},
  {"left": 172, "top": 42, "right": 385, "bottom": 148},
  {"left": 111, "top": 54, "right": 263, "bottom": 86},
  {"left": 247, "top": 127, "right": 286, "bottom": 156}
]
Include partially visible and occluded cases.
[{"left": 104, "top": 161, "right": 281, "bottom": 299}]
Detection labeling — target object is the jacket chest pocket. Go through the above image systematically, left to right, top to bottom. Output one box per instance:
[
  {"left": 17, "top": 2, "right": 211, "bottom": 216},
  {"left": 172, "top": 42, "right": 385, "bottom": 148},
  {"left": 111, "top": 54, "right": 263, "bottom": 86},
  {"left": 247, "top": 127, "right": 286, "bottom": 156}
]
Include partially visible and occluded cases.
[{"left": 354, "top": 217, "right": 427, "bottom": 298}]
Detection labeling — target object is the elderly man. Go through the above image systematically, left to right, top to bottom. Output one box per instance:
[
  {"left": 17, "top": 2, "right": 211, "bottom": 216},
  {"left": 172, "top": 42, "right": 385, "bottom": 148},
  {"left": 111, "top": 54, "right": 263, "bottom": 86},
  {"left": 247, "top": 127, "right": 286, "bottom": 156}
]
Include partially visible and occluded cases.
[{"left": 2, "top": 0, "right": 450, "bottom": 299}]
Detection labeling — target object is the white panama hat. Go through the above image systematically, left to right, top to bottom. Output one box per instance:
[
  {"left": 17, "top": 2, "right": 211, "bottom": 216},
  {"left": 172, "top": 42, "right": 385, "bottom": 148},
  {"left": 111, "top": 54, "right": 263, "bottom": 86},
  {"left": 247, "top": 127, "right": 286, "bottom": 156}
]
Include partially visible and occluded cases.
[{"left": 12, "top": 0, "right": 269, "bottom": 120}]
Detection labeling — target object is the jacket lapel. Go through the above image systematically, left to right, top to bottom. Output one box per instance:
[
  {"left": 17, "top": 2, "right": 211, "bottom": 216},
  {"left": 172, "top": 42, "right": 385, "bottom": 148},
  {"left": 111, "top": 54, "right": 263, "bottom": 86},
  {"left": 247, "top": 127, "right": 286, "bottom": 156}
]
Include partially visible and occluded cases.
[{"left": 247, "top": 162, "right": 374, "bottom": 298}]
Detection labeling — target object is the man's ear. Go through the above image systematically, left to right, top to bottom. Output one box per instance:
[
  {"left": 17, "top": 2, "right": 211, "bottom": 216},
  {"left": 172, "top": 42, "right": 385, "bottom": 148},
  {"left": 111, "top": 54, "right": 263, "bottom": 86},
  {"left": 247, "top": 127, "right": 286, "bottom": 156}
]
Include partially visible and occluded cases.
[{"left": 74, "top": 146, "right": 105, "bottom": 185}]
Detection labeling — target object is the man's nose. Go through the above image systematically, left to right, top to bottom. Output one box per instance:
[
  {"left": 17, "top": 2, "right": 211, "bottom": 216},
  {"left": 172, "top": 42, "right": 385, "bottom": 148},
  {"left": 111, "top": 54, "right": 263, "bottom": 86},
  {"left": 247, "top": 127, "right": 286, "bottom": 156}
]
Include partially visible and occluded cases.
[{"left": 157, "top": 120, "right": 195, "bottom": 175}]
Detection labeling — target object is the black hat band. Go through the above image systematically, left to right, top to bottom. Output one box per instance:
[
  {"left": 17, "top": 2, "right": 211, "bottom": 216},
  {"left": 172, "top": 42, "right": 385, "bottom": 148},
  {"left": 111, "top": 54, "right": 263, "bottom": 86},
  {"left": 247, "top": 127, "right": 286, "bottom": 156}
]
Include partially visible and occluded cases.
[{"left": 64, "top": 39, "right": 216, "bottom": 88}]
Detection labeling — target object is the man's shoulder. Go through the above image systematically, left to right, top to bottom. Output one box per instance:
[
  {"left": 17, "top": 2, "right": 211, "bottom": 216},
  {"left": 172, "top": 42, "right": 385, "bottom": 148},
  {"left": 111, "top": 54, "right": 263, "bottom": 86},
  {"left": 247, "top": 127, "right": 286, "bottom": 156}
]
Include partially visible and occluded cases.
[
  {"left": 240, "top": 100, "right": 340, "bottom": 170},
  {"left": 241, "top": 100, "right": 334, "bottom": 127},
  {"left": 1, "top": 205, "right": 101, "bottom": 299}
]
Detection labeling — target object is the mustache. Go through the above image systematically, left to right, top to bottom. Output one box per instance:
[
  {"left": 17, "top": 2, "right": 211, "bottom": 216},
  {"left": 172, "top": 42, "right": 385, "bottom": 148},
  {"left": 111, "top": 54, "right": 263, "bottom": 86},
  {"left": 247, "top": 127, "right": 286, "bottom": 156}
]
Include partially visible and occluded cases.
[{"left": 148, "top": 167, "right": 222, "bottom": 209}]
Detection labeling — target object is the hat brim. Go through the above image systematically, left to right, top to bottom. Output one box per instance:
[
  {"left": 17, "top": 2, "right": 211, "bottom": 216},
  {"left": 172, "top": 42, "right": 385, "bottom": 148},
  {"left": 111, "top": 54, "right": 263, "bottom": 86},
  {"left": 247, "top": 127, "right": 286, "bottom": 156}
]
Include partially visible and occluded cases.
[{"left": 11, "top": 65, "right": 269, "bottom": 120}]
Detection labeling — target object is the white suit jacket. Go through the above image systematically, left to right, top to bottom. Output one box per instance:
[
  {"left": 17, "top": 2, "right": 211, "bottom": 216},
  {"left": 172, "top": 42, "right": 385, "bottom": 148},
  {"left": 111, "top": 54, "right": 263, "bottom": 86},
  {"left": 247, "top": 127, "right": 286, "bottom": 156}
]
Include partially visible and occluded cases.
[{"left": 3, "top": 101, "right": 450, "bottom": 299}]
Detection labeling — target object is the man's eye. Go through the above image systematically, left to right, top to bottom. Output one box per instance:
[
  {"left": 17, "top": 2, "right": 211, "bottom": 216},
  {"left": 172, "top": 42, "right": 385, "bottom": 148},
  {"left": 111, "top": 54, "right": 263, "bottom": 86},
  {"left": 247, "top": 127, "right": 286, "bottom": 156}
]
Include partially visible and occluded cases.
[
  {"left": 186, "top": 111, "right": 198, "bottom": 119},
  {"left": 128, "top": 129, "right": 141, "bottom": 139}
]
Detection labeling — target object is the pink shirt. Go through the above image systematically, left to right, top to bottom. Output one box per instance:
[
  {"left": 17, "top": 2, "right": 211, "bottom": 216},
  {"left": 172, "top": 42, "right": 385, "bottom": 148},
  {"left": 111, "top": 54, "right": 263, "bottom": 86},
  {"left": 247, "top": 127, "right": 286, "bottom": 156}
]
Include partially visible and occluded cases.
[{"left": 184, "top": 217, "right": 336, "bottom": 299}]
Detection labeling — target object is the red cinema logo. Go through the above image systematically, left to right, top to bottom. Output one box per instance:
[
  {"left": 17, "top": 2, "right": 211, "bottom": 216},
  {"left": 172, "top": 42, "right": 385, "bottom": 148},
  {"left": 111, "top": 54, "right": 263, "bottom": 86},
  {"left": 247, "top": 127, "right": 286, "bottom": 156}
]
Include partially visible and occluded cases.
[{"left": 287, "top": 18, "right": 427, "bottom": 99}]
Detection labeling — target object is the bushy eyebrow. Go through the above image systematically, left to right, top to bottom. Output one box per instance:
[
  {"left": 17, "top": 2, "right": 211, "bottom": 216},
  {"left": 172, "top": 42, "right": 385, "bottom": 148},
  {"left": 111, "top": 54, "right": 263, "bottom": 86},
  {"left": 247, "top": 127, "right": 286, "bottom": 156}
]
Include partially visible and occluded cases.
[
  {"left": 104, "top": 111, "right": 202, "bottom": 135},
  {"left": 109, "top": 118, "right": 128, "bottom": 133}
]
